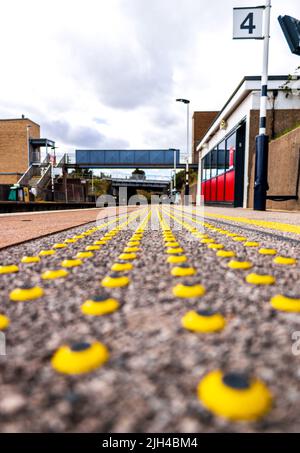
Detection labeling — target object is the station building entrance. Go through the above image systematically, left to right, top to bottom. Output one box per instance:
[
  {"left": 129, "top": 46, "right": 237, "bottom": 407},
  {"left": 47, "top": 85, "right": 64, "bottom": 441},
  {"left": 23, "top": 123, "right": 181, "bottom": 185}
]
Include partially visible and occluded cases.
[{"left": 201, "top": 121, "right": 246, "bottom": 207}]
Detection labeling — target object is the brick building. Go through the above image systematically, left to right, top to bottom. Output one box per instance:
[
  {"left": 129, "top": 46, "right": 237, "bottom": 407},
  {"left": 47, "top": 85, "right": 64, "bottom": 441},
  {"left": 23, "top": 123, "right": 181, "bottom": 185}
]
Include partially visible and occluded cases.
[
  {"left": 195, "top": 76, "right": 300, "bottom": 210},
  {"left": 192, "top": 111, "right": 218, "bottom": 164},
  {"left": 0, "top": 118, "right": 40, "bottom": 184}
]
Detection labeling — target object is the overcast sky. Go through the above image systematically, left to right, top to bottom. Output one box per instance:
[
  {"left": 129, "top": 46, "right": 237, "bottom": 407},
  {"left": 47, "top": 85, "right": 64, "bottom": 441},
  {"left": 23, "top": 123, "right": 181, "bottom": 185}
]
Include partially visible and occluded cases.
[{"left": 0, "top": 0, "right": 299, "bottom": 177}]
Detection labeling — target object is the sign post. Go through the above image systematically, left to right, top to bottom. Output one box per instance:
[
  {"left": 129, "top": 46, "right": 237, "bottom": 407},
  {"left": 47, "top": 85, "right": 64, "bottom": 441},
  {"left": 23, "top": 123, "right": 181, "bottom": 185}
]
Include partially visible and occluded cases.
[{"left": 233, "top": 1, "right": 272, "bottom": 211}]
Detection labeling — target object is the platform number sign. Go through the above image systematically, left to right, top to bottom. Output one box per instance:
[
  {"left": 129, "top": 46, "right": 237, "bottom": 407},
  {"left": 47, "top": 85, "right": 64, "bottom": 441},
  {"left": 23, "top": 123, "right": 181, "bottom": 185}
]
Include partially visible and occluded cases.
[{"left": 233, "top": 7, "right": 264, "bottom": 39}]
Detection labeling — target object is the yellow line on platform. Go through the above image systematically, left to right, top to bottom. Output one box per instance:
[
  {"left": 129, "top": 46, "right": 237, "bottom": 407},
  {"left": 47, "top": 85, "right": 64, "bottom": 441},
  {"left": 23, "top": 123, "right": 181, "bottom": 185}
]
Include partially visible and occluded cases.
[{"left": 203, "top": 213, "right": 300, "bottom": 236}]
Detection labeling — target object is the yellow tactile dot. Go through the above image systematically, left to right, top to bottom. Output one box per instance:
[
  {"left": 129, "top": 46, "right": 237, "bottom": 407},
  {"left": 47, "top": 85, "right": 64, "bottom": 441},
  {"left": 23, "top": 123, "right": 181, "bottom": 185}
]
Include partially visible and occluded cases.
[
  {"left": 226, "top": 233, "right": 239, "bottom": 237},
  {"left": 73, "top": 235, "right": 85, "bottom": 239},
  {"left": 233, "top": 237, "right": 247, "bottom": 242},
  {"left": 64, "top": 239, "right": 77, "bottom": 244},
  {"left": 201, "top": 239, "right": 215, "bottom": 244},
  {"left": 94, "top": 240, "right": 107, "bottom": 245},
  {"left": 127, "top": 241, "right": 140, "bottom": 247},
  {"left": 165, "top": 242, "right": 180, "bottom": 248},
  {"left": 244, "top": 242, "right": 260, "bottom": 247},
  {"left": 53, "top": 243, "right": 68, "bottom": 249},
  {"left": 207, "top": 244, "right": 225, "bottom": 250},
  {"left": 85, "top": 245, "right": 101, "bottom": 251},
  {"left": 123, "top": 247, "right": 140, "bottom": 253},
  {"left": 166, "top": 248, "right": 184, "bottom": 255},
  {"left": 258, "top": 248, "right": 277, "bottom": 255},
  {"left": 39, "top": 250, "right": 56, "bottom": 256},
  {"left": 216, "top": 250, "right": 236, "bottom": 258},
  {"left": 76, "top": 252, "right": 94, "bottom": 259},
  {"left": 118, "top": 253, "right": 137, "bottom": 261},
  {"left": 167, "top": 255, "right": 188, "bottom": 264},
  {"left": 21, "top": 256, "right": 40, "bottom": 264},
  {"left": 273, "top": 257, "right": 297, "bottom": 266},
  {"left": 61, "top": 259, "right": 83, "bottom": 268},
  {"left": 228, "top": 260, "right": 253, "bottom": 270},
  {"left": 111, "top": 262, "right": 133, "bottom": 272},
  {"left": 0, "top": 264, "right": 19, "bottom": 274},
  {"left": 171, "top": 265, "right": 196, "bottom": 277},
  {"left": 41, "top": 269, "right": 69, "bottom": 280},
  {"left": 101, "top": 273, "right": 130, "bottom": 288},
  {"left": 246, "top": 273, "right": 276, "bottom": 285},
  {"left": 172, "top": 283, "right": 206, "bottom": 299},
  {"left": 9, "top": 285, "right": 44, "bottom": 302},
  {"left": 270, "top": 294, "right": 300, "bottom": 312},
  {"left": 81, "top": 295, "right": 120, "bottom": 316},
  {"left": 182, "top": 310, "right": 226, "bottom": 333},
  {"left": 0, "top": 314, "right": 10, "bottom": 330},
  {"left": 51, "top": 341, "right": 109, "bottom": 375},
  {"left": 197, "top": 370, "right": 272, "bottom": 421}
]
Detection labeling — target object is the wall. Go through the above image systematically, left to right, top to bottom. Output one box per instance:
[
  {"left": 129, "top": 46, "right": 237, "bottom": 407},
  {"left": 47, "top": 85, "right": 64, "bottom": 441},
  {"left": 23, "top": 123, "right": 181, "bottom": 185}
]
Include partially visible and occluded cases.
[
  {"left": 247, "top": 110, "right": 300, "bottom": 208},
  {"left": 192, "top": 112, "right": 218, "bottom": 164},
  {"left": 0, "top": 118, "right": 40, "bottom": 185},
  {"left": 266, "top": 127, "right": 300, "bottom": 211}
]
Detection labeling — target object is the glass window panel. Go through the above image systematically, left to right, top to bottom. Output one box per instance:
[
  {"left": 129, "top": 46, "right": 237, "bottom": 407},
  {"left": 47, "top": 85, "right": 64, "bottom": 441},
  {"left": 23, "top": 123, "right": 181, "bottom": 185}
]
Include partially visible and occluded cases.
[
  {"left": 217, "top": 141, "right": 226, "bottom": 175},
  {"left": 211, "top": 149, "right": 218, "bottom": 178}
]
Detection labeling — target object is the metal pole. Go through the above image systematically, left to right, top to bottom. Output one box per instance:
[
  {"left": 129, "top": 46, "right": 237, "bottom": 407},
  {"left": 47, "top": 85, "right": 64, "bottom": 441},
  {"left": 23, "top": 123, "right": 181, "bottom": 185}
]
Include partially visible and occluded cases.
[
  {"left": 254, "top": 0, "right": 271, "bottom": 211},
  {"left": 185, "top": 102, "right": 190, "bottom": 197},
  {"left": 173, "top": 148, "right": 177, "bottom": 192}
]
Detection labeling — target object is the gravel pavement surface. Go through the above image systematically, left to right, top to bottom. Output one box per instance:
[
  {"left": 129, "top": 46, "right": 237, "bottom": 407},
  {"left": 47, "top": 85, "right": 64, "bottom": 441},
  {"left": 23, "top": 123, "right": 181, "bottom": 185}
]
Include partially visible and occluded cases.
[{"left": 0, "top": 205, "right": 300, "bottom": 433}]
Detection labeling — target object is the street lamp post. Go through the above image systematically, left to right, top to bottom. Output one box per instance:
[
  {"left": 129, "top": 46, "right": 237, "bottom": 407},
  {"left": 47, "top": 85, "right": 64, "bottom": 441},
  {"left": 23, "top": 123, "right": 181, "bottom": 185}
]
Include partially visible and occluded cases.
[{"left": 176, "top": 99, "right": 190, "bottom": 200}]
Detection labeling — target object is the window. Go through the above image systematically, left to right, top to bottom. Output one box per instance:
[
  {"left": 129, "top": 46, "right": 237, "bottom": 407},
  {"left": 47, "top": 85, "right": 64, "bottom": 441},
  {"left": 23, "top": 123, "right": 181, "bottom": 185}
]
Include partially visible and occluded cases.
[
  {"left": 217, "top": 141, "right": 226, "bottom": 175},
  {"left": 211, "top": 149, "right": 218, "bottom": 178}
]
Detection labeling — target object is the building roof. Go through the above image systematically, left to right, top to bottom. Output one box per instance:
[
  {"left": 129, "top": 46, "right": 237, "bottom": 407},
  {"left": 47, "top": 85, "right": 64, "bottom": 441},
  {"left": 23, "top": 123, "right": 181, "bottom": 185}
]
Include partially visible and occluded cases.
[
  {"left": 196, "top": 75, "right": 293, "bottom": 151},
  {"left": 0, "top": 117, "right": 40, "bottom": 127}
]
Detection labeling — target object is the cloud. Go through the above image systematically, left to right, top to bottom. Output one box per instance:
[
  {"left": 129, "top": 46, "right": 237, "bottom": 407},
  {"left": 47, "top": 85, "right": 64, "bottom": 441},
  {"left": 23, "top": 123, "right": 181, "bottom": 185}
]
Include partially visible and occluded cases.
[{"left": 42, "top": 119, "right": 129, "bottom": 149}]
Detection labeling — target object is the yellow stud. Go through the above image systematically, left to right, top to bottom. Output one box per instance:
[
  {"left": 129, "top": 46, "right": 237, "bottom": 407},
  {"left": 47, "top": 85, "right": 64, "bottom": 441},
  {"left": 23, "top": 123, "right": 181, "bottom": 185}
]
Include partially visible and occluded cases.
[
  {"left": 233, "top": 237, "right": 247, "bottom": 242},
  {"left": 64, "top": 239, "right": 77, "bottom": 244},
  {"left": 201, "top": 239, "right": 215, "bottom": 244},
  {"left": 94, "top": 240, "right": 108, "bottom": 245},
  {"left": 127, "top": 241, "right": 140, "bottom": 247},
  {"left": 165, "top": 242, "right": 180, "bottom": 248},
  {"left": 244, "top": 242, "right": 260, "bottom": 247},
  {"left": 53, "top": 243, "right": 68, "bottom": 249},
  {"left": 207, "top": 244, "right": 225, "bottom": 250},
  {"left": 85, "top": 245, "right": 101, "bottom": 251},
  {"left": 123, "top": 247, "right": 140, "bottom": 253},
  {"left": 166, "top": 248, "right": 184, "bottom": 255},
  {"left": 258, "top": 248, "right": 277, "bottom": 255},
  {"left": 39, "top": 250, "right": 56, "bottom": 256},
  {"left": 216, "top": 250, "right": 236, "bottom": 258},
  {"left": 76, "top": 252, "right": 94, "bottom": 259},
  {"left": 118, "top": 253, "right": 137, "bottom": 261},
  {"left": 167, "top": 255, "right": 188, "bottom": 264},
  {"left": 21, "top": 256, "right": 40, "bottom": 264},
  {"left": 273, "top": 257, "right": 297, "bottom": 266},
  {"left": 61, "top": 259, "right": 83, "bottom": 268},
  {"left": 227, "top": 260, "right": 253, "bottom": 270},
  {"left": 111, "top": 262, "right": 133, "bottom": 272},
  {"left": 0, "top": 264, "right": 19, "bottom": 275},
  {"left": 171, "top": 265, "right": 196, "bottom": 277},
  {"left": 41, "top": 269, "right": 69, "bottom": 280},
  {"left": 246, "top": 273, "right": 276, "bottom": 285},
  {"left": 101, "top": 274, "right": 130, "bottom": 288},
  {"left": 173, "top": 283, "right": 206, "bottom": 299},
  {"left": 9, "top": 286, "right": 44, "bottom": 302},
  {"left": 270, "top": 294, "right": 300, "bottom": 312},
  {"left": 81, "top": 296, "right": 120, "bottom": 316},
  {"left": 182, "top": 310, "right": 225, "bottom": 333},
  {"left": 0, "top": 314, "right": 10, "bottom": 330},
  {"left": 51, "top": 341, "right": 109, "bottom": 375},
  {"left": 198, "top": 370, "right": 272, "bottom": 421}
]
